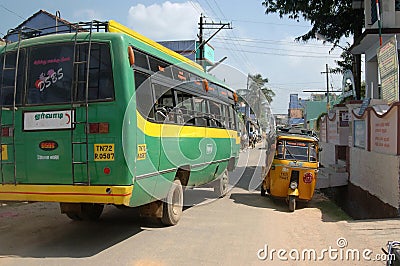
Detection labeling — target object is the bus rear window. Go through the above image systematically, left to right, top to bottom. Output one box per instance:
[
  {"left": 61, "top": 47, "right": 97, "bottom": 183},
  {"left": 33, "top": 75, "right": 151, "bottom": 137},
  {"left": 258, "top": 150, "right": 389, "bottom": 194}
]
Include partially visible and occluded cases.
[
  {"left": 26, "top": 42, "right": 114, "bottom": 105},
  {"left": 27, "top": 45, "right": 73, "bottom": 104},
  {"left": 0, "top": 51, "right": 25, "bottom": 106}
]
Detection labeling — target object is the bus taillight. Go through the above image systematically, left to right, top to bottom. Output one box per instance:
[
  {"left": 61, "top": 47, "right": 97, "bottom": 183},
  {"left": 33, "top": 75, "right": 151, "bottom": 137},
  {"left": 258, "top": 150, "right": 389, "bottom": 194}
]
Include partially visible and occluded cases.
[
  {"left": 89, "top": 123, "right": 109, "bottom": 134},
  {"left": 1, "top": 127, "right": 12, "bottom": 137},
  {"left": 103, "top": 167, "right": 111, "bottom": 175}
]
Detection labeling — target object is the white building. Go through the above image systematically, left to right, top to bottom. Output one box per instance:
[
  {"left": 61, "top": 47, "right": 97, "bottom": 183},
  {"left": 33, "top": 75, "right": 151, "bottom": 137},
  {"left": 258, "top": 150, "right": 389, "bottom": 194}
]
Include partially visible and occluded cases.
[
  {"left": 318, "top": 0, "right": 400, "bottom": 218},
  {"left": 351, "top": 0, "right": 400, "bottom": 99}
]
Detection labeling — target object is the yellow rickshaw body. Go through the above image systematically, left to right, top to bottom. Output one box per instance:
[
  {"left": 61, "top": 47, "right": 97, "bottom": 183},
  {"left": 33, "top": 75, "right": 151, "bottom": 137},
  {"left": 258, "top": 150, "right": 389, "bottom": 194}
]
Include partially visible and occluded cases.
[{"left": 263, "top": 132, "right": 319, "bottom": 202}]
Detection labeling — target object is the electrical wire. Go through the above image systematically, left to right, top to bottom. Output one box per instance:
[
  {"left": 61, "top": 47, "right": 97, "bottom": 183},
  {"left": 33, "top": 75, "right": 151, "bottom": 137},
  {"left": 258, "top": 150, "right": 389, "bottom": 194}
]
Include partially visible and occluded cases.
[
  {"left": 189, "top": 0, "right": 203, "bottom": 14},
  {"left": 199, "top": 0, "right": 256, "bottom": 73},
  {"left": 173, "top": 1, "right": 203, "bottom": 57},
  {"left": 0, "top": 4, "right": 25, "bottom": 20},
  {"left": 231, "top": 19, "right": 310, "bottom": 28},
  {"left": 213, "top": 36, "right": 338, "bottom": 48},
  {"left": 211, "top": 40, "right": 341, "bottom": 56},
  {"left": 212, "top": 46, "right": 340, "bottom": 58}
]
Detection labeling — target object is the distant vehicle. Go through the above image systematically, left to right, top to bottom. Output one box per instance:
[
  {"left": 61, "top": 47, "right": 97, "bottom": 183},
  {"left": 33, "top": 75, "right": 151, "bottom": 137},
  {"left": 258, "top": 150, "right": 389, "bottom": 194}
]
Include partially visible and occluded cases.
[
  {"left": 0, "top": 20, "right": 241, "bottom": 225},
  {"left": 261, "top": 127, "right": 319, "bottom": 212},
  {"left": 383, "top": 241, "right": 400, "bottom": 266}
]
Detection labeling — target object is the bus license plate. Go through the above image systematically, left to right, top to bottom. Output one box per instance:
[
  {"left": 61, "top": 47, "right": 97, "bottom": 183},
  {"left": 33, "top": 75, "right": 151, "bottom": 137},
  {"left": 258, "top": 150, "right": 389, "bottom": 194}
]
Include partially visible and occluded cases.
[{"left": 94, "top": 144, "right": 115, "bottom": 161}]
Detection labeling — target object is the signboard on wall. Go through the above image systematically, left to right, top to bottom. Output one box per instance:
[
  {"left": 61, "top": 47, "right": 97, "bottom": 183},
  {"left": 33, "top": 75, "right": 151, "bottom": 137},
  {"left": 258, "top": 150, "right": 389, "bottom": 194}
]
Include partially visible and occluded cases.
[
  {"left": 377, "top": 36, "right": 399, "bottom": 104},
  {"left": 370, "top": 108, "right": 398, "bottom": 155},
  {"left": 339, "top": 111, "right": 350, "bottom": 127},
  {"left": 353, "top": 120, "right": 366, "bottom": 148}
]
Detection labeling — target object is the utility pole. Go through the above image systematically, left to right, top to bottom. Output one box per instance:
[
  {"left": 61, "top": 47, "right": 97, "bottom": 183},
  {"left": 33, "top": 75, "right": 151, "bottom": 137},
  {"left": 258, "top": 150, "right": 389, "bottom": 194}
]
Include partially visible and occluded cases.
[
  {"left": 198, "top": 14, "right": 231, "bottom": 70},
  {"left": 199, "top": 15, "right": 203, "bottom": 65},
  {"left": 303, "top": 63, "right": 340, "bottom": 98},
  {"left": 321, "top": 63, "right": 330, "bottom": 111}
]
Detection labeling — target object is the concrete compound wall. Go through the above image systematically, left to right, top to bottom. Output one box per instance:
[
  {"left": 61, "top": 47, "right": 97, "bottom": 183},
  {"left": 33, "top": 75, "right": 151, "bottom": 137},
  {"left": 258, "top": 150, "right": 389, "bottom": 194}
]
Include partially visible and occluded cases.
[
  {"left": 319, "top": 142, "right": 336, "bottom": 167},
  {"left": 350, "top": 147, "right": 400, "bottom": 209}
]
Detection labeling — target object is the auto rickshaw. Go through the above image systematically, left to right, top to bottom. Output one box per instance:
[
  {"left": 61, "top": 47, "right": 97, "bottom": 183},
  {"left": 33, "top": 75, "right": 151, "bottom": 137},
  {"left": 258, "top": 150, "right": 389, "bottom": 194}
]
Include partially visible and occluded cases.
[{"left": 261, "top": 127, "right": 320, "bottom": 212}]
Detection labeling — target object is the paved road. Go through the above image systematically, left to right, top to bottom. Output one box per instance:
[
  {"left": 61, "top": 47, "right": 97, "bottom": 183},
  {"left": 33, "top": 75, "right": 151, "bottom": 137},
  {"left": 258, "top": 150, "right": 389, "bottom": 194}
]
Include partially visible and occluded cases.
[{"left": 0, "top": 146, "right": 399, "bottom": 265}]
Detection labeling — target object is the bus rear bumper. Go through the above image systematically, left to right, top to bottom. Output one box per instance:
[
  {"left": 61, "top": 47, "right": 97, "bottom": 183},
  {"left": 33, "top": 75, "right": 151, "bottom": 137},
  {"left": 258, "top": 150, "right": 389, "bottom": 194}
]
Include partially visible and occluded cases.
[{"left": 0, "top": 184, "right": 133, "bottom": 206}]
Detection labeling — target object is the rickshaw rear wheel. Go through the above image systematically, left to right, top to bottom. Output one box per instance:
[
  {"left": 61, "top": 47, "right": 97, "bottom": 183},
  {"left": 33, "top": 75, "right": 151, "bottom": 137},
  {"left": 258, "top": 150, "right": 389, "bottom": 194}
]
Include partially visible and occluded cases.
[
  {"left": 260, "top": 186, "right": 266, "bottom": 196},
  {"left": 288, "top": 196, "right": 296, "bottom": 212}
]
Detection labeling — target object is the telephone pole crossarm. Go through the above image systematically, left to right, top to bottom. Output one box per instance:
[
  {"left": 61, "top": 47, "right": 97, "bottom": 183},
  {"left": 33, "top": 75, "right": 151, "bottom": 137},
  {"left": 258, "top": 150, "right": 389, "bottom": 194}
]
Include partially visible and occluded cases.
[
  {"left": 198, "top": 14, "right": 231, "bottom": 68},
  {"left": 320, "top": 63, "right": 334, "bottom": 111}
]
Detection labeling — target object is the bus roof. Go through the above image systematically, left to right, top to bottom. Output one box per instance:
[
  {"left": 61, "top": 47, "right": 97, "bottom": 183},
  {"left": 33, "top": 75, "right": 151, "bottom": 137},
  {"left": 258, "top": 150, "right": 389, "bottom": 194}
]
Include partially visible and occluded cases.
[
  {"left": 0, "top": 20, "right": 234, "bottom": 94},
  {"left": 108, "top": 20, "right": 203, "bottom": 72},
  {"left": 107, "top": 21, "right": 234, "bottom": 92}
]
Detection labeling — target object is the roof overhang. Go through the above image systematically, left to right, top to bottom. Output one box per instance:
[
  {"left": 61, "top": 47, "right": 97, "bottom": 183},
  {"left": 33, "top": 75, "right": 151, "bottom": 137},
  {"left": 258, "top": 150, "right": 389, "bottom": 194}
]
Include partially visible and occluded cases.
[{"left": 350, "top": 28, "right": 400, "bottom": 54}]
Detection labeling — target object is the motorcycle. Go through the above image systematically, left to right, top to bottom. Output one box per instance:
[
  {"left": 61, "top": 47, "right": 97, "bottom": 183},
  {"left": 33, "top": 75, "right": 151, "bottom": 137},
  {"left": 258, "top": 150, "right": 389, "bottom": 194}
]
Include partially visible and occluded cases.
[{"left": 383, "top": 241, "right": 400, "bottom": 266}]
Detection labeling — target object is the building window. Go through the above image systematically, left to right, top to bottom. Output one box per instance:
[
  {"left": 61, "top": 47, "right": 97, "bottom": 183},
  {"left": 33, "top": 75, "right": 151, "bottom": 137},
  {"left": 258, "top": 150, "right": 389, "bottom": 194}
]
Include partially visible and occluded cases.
[
  {"left": 371, "top": 0, "right": 379, "bottom": 24},
  {"left": 396, "top": 0, "right": 400, "bottom": 11}
]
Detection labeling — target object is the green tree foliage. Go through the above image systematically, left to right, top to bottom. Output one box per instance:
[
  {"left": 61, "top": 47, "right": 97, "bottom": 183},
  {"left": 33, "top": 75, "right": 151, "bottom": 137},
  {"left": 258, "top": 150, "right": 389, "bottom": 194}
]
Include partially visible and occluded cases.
[
  {"left": 262, "top": 0, "right": 364, "bottom": 99},
  {"left": 262, "top": 0, "right": 363, "bottom": 45},
  {"left": 330, "top": 44, "right": 353, "bottom": 74}
]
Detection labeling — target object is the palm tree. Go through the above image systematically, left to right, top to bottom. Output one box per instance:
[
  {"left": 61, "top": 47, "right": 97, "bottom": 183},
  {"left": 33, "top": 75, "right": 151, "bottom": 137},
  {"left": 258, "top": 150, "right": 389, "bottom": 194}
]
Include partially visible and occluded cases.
[
  {"left": 235, "top": 74, "right": 275, "bottom": 137},
  {"left": 249, "top": 74, "right": 275, "bottom": 103}
]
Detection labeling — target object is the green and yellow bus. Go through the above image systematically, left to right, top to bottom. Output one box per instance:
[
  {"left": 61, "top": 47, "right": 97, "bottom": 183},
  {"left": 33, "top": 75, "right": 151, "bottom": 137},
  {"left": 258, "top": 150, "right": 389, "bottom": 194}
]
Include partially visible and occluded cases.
[{"left": 0, "top": 20, "right": 240, "bottom": 225}]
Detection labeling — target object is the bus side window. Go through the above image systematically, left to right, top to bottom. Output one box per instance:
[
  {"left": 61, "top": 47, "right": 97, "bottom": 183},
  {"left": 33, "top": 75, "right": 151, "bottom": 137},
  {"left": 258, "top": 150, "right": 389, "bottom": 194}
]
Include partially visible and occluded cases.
[
  {"left": 132, "top": 48, "right": 149, "bottom": 70},
  {"left": 149, "top": 56, "right": 172, "bottom": 79},
  {"left": 134, "top": 71, "right": 154, "bottom": 119},
  {"left": 153, "top": 83, "right": 175, "bottom": 123},
  {"left": 175, "top": 90, "right": 194, "bottom": 125},
  {"left": 193, "top": 97, "right": 207, "bottom": 127},
  {"left": 209, "top": 100, "right": 223, "bottom": 128},
  {"left": 221, "top": 104, "right": 231, "bottom": 129},
  {"left": 228, "top": 105, "right": 235, "bottom": 129}
]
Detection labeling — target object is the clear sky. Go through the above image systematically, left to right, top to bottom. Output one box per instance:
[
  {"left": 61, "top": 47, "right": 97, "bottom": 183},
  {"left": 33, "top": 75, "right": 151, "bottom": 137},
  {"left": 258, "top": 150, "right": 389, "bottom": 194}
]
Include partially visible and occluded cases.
[{"left": 0, "top": 0, "right": 346, "bottom": 114}]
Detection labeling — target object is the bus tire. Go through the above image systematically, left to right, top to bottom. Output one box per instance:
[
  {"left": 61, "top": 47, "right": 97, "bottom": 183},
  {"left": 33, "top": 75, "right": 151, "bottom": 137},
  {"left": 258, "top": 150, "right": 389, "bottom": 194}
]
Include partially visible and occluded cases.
[
  {"left": 213, "top": 170, "right": 229, "bottom": 198},
  {"left": 161, "top": 179, "right": 183, "bottom": 226},
  {"left": 64, "top": 203, "right": 104, "bottom": 221},
  {"left": 80, "top": 203, "right": 104, "bottom": 220},
  {"left": 66, "top": 213, "right": 82, "bottom": 221}
]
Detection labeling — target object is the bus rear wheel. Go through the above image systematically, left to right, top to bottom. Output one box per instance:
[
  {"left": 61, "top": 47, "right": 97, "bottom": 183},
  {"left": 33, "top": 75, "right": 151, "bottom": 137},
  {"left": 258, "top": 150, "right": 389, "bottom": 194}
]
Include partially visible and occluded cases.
[
  {"left": 213, "top": 170, "right": 229, "bottom": 198},
  {"left": 161, "top": 179, "right": 183, "bottom": 226},
  {"left": 62, "top": 203, "right": 104, "bottom": 221}
]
